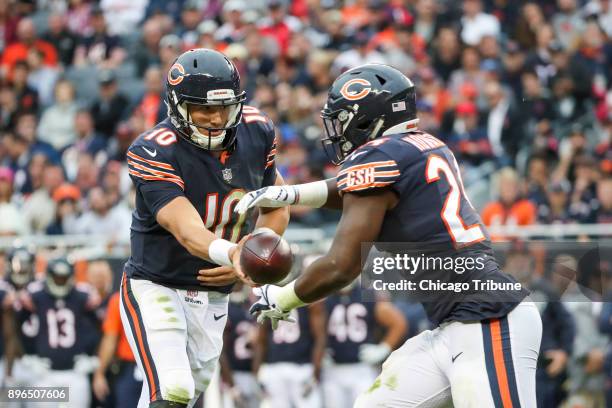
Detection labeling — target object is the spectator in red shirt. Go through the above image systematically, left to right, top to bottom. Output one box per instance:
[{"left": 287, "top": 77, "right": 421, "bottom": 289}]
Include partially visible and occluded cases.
[
  {"left": 259, "top": 0, "right": 300, "bottom": 55},
  {"left": 1, "top": 17, "right": 58, "bottom": 79},
  {"left": 134, "top": 66, "right": 163, "bottom": 130}
]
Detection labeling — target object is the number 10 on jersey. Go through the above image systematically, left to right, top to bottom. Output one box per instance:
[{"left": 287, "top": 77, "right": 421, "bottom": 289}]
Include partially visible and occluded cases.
[{"left": 204, "top": 189, "right": 247, "bottom": 243}]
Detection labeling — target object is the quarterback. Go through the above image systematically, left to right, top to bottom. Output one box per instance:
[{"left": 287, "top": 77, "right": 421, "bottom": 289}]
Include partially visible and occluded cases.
[
  {"left": 120, "top": 48, "right": 288, "bottom": 408},
  {"left": 237, "top": 64, "right": 542, "bottom": 407}
]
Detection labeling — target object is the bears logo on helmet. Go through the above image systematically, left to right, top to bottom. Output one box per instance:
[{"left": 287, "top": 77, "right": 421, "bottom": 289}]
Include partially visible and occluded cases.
[
  {"left": 167, "top": 63, "right": 186, "bottom": 86},
  {"left": 339, "top": 78, "right": 372, "bottom": 101}
]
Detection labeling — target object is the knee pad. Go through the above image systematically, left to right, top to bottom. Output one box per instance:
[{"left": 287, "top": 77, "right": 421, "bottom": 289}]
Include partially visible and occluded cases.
[
  {"left": 159, "top": 370, "right": 195, "bottom": 404},
  {"left": 149, "top": 401, "right": 188, "bottom": 408}
]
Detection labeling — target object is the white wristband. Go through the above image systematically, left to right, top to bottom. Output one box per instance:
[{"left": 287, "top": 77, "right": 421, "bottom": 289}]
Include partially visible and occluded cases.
[
  {"left": 294, "top": 180, "right": 328, "bottom": 208},
  {"left": 208, "top": 239, "right": 237, "bottom": 267}
]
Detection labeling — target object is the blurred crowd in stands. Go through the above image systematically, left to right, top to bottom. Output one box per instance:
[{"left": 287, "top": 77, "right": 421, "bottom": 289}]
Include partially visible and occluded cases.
[
  {"left": 0, "top": 0, "right": 610, "bottom": 407},
  {"left": 0, "top": 0, "right": 609, "bottom": 235}
]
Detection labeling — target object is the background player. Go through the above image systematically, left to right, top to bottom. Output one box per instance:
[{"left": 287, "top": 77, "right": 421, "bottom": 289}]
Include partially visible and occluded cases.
[
  {"left": 120, "top": 48, "right": 289, "bottom": 408},
  {"left": 237, "top": 64, "right": 542, "bottom": 407},
  {"left": 3, "top": 247, "right": 40, "bottom": 397},
  {"left": 23, "top": 258, "right": 100, "bottom": 408},
  {"left": 0, "top": 278, "right": 15, "bottom": 387},
  {"left": 324, "top": 283, "right": 407, "bottom": 408},
  {"left": 219, "top": 284, "right": 259, "bottom": 408},
  {"left": 253, "top": 301, "right": 326, "bottom": 408}
]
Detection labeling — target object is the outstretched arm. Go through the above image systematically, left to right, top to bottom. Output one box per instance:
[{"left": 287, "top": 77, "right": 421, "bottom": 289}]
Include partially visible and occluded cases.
[
  {"left": 235, "top": 177, "right": 342, "bottom": 214},
  {"left": 250, "top": 189, "right": 397, "bottom": 322}
]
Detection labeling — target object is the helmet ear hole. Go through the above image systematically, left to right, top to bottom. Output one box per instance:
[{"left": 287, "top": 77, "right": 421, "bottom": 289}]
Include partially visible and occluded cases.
[{"left": 375, "top": 74, "right": 387, "bottom": 85}]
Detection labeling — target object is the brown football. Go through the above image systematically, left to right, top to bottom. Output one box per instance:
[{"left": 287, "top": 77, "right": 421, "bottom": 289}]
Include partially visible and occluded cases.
[{"left": 240, "top": 230, "right": 293, "bottom": 284}]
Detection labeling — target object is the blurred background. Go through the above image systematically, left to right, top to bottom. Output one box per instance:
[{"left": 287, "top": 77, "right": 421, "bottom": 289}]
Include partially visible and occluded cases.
[{"left": 0, "top": 0, "right": 610, "bottom": 407}]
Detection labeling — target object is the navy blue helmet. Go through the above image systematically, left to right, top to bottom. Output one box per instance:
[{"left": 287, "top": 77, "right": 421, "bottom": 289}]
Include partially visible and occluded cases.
[
  {"left": 165, "top": 48, "right": 247, "bottom": 151},
  {"left": 321, "top": 64, "right": 417, "bottom": 164},
  {"left": 7, "top": 247, "right": 35, "bottom": 288},
  {"left": 45, "top": 258, "right": 74, "bottom": 298}
]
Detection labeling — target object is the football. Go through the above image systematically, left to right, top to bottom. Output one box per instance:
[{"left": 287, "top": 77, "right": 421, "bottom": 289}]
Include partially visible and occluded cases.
[{"left": 240, "top": 229, "right": 293, "bottom": 284}]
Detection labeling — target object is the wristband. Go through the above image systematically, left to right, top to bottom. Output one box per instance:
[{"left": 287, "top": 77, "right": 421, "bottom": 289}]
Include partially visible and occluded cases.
[
  {"left": 294, "top": 180, "right": 328, "bottom": 208},
  {"left": 253, "top": 227, "right": 275, "bottom": 235},
  {"left": 209, "top": 239, "right": 237, "bottom": 267},
  {"left": 275, "top": 280, "right": 306, "bottom": 311}
]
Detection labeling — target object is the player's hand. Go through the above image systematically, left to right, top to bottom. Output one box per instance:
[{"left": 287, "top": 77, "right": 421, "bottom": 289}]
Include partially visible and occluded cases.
[
  {"left": 234, "top": 186, "right": 297, "bottom": 214},
  {"left": 229, "top": 235, "right": 258, "bottom": 287},
  {"left": 197, "top": 265, "right": 238, "bottom": 286},
  {"left": 249, "top": 285, "right": 295, "bottom": 329},
  {"left": 359, "top": 343, "right": 392, "bottom": 364},
  {"left": 545, "top": 349, "right": 568, "bottom": 377},
  {"left": 93, "top": 371, "right": 110, "bottom": 401}
]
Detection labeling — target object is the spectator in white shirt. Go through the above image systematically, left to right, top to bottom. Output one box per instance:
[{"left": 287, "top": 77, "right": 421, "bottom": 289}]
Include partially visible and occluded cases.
[{"left": 461, "top": 0, "right": 500, "bottom": 46}]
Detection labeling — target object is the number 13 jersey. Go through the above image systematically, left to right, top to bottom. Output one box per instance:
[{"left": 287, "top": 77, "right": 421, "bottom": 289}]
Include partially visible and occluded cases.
[
  {"left": 124, "top": 107, "right": 277, "bottom": 292},
  {"left": 336, "top": 130, "right": 528, "bottom": 325}
]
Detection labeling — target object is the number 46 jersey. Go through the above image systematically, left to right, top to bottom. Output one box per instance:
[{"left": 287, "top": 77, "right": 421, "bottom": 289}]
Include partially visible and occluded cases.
[
  {"left": 125, "top": 106, "right": 277, "bottom": 292},
  {"left": 336, "top": 131, "right": 528, "bottom": 325}
]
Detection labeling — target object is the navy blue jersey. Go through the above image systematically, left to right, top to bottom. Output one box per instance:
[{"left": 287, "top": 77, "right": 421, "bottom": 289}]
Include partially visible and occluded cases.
[
  {"left": 125, "top": 106, "right": 277, "bottom": 292},
  {"left": 337, "top": 131, "right": 528, "bottom": 325},
  {"left": 0, "top": 280, "right": 10, "bottom": 357},
  {"left": 9, "top": 281, "right": 40, "bottom": 355},
  {"left": 28, "top": 283, "right": 97, "bottom": 370},
  {"left": 325, "top": 288, "right": 376, "bottom": 364},
  {"left": 225, "top": 301, "right": 256, "bottom": 372},
  {"left": 265, "top": 308, "right": 313, "bottom": 364}
]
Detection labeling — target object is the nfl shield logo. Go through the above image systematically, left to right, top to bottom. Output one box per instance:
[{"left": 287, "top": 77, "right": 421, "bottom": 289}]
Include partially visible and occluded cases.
[{"left": 222, "top": 168, "right": 233, "bottom": 183}]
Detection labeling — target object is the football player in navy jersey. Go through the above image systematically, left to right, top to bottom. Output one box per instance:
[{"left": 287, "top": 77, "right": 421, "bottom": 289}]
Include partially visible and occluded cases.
[
  {"left": 120, "top": 48, "right": 289, "bottom": 408},
  {"left": 237, "top": 64, "right": 542, "bottom": 407},
  {"left": 3, "top": 247, "right": 40, "bottom": 393},
  {"left": 23, "top": 258, "right": 100, "bottom": 408},
  {"left": 0, "top": 279, "right": 16, "bottom": 386},
  {"left": 219, "top": 285, "right": 260, "bottom": 408},
  {"left": 324, "top": 285, "right": 406, "bottom": 408},
  {"left": 253, "top": 303, "right": 326, "bottom": 408}
]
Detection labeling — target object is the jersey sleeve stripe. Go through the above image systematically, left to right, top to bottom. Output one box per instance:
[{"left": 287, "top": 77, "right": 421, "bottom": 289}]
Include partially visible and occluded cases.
[
  {"left": 127, "top": 151, "right": 175, "bottom": 171},
  {"left": 127, "top": 159, "right": 183, "bottom": 182},
  {"left": 337, "top": 160, "right": 398, "bottom": 176},
  {"left": 128, "top": 169, "right": 185, "bottom": 190},
  {"left": 373, "top": 170, "right": 401, "bottom": 177},
  {"left": 341, "top": 181, "right": 394, "bottom": 192}
]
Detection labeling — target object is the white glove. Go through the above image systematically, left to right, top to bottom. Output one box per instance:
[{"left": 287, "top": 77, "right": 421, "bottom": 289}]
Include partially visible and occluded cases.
[
  {"left": 235, "top": 186, "right": 297, "bottom": 214},
  {"left": 249, "top": 285, "right": 295, "bottom": 330},
  {"left": 359, "top": 343, "right": 392, "bottom": 364},
  {"left": 74, "top": 354, "right": 99, "bottom": 374}
]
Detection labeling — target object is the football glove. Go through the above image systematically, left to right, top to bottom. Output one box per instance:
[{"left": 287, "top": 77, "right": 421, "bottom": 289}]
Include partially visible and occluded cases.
[
  {"left": 234, "top": 186, "right": 297, "bottom": 214},
  {"left": 249, "top": 285, "right": 295, "bottom": 329},
  {"left": 359, "top": 343, "right": 392, "bottom": 364}
]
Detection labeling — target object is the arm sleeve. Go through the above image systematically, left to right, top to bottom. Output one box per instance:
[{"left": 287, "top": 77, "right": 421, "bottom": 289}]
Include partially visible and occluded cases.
[
  {"left": 127, "top": 146, "right": 185, "bottom": 216},
  {"left": 336, "top": 148, "right": 400, "bottom": 194}
]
